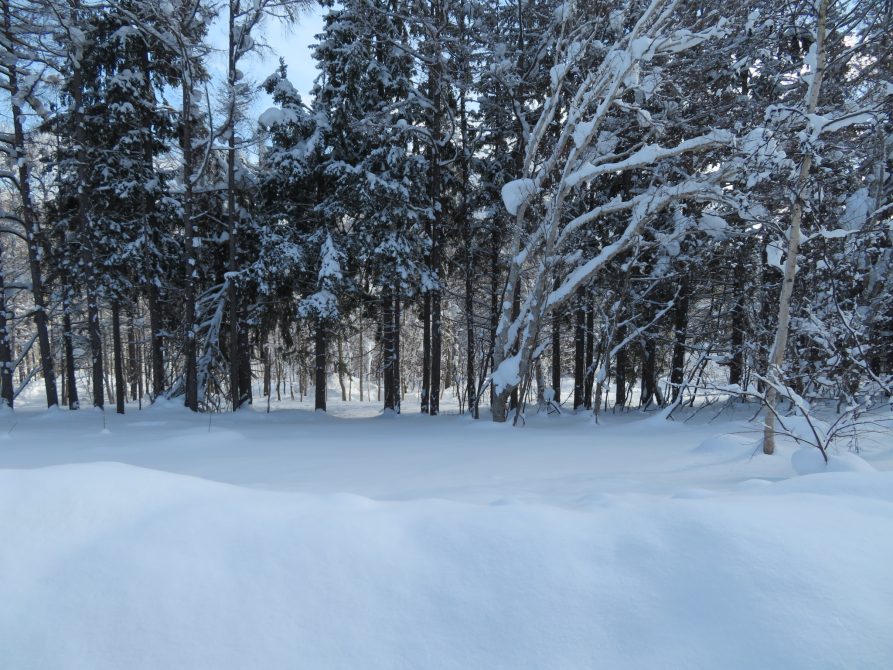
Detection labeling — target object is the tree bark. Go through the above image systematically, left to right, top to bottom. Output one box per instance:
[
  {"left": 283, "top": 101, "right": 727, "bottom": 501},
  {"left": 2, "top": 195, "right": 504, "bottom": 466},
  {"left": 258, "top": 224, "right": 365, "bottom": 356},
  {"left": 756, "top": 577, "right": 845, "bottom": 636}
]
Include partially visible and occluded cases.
[
  {"left": 225, "top": 0, "right": 241, "bottom": 412},
  {"left": 763, "top": 0, "right": 828, "bottom": 455},
  {"left": 5, "top": 2, "right": 58, "bottom": 408},
  {"left": 181, "top": 55, "right": 198, "bottom": 411},
  {"left": 0, "top": 252, "right": 12, "bottom": 409},
  {"left": 670, "top": 276, "right": 690, "bottom": 403},
  {"left": 383, "top": 290, "right": 397, "bottom": 411},
  {"left": 573, "top": 290, "right": 585, "bottom": 410},
  {"left": 584, "top": 294, "right": 595, "bottom": 409},
  {"left": 112, "top": 302, "right": 126, "bottom": 414},
  {"left": 314, "top": 318, "right": 327, "bottom": 411}
]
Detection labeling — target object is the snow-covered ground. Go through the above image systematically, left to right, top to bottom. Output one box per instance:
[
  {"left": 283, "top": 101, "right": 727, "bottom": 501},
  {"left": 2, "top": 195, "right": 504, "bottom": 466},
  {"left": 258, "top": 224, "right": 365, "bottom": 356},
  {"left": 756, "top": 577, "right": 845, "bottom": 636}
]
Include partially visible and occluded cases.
[{"left": 1, "top": 390, "right": 892, "bottom": 669}]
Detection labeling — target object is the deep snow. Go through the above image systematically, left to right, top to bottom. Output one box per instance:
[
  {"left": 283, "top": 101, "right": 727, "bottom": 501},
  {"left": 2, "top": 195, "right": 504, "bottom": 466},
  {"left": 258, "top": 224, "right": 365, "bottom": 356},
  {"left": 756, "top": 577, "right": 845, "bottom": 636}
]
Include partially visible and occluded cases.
[{"left": 1, "top": 392, "right": 891, "bottom": 669}]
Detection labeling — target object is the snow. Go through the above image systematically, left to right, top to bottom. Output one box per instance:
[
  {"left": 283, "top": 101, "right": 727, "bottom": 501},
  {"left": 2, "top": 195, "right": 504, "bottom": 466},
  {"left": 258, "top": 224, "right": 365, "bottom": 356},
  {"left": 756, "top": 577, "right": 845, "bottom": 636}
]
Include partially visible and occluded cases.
[
  {"left": 258, "top": 106, "right": 299, "bottom": 128},
  {"left": 500, "top": 178, "right": 537, "bottom": 216},
  {"left": 0, "top": 397, "right": 892, "bottom": 669}
]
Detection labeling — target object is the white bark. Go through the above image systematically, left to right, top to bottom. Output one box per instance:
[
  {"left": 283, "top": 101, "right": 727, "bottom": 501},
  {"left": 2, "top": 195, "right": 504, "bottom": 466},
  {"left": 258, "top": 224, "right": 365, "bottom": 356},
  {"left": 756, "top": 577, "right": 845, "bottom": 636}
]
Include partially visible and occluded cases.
[{"left": 763, "top": 0, "right": 829, "bottom": 455}]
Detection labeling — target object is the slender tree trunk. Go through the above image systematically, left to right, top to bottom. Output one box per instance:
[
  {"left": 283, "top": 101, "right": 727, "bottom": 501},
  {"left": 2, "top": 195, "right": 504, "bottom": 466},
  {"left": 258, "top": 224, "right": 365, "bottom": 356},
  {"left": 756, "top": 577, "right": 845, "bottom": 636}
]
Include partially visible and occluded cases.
[
  {"left": 226, "top": 0, "right": 241, "bottom": 412},
  {"left": 764, "top": 0, "right": 828, "bottom": 455},
  {"left": 5, "top": 4, "right": 57, "bottom": 407},
  {"left": 68, "top": 5, "right": 103, "bottom": 409},
  {"left": 181, "top": 63, "right": 198, "bottom": 411},
  {"left": 489, "top": 227, "right": 500, "bottom": 408},
  {"left": 0, "top": 252, "right": 12, "bottom": 409},
  {"left": 729, "top": 256, "right": 746, "bottom": 388},
  {"left": 465, "top": 259, "right": 477, "bottom": 418},
  {"left": 670, "top": 276, "right": 690, "bottom": 404},
  {"left": 394, "top": 287, "right": 402, "bottom": 412},
  {"left": 383, "top": 291, "right": 397, "bottom": 411},
  {"left": 573, "top": 291, "right": 585, "bottom": 410},
  {"left": 421, "top": 293, "right": 430, "bottom": 413},
  {"left": 584, "top": 295, "right": 595, "bottom": 409},
  {"left": 552, "top": 297, "right": 561, "bottom": 403},
  {"left": 112, "top": 302, "right": 125, "bottom": 414},
  {"left": 63, "top": 310, "right": 79, "bottom": 410},
  {"left": 128, "top": 310, "right": 138, "bottom": 401},
  {"left": 314, "top": 318, "right": 327, "bottom": 412},
  {"left": 359, "top": 325, "right": 365, "bottom": 402},
  {"left": 615, "top": 325, "right": 627, "bottom": 410},
  {"left": 238, "top": 326, "right": 251, "bottom": 406},
  {"left": 337, "top": 333, "right": 347, "bottom": 401},
  {"left": 640, "top": 337, "right": 657, "bottom": 408},
  {"left": 263, "top": 340, "right": 271, "bottom": 397}
]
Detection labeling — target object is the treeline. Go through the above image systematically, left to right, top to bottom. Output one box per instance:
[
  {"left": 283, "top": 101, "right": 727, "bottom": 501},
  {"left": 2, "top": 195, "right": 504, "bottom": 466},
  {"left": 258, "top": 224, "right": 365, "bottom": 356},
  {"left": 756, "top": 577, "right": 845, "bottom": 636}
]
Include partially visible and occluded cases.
[{"left": 1, "top": 0, "right": 890, "bottom": 433}]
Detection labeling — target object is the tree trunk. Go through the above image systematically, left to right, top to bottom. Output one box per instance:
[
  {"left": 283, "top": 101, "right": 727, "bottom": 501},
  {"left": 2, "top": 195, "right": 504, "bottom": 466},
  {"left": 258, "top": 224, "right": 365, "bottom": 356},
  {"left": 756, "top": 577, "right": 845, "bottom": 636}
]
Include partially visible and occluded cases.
[
  {"left": 226, "top": 0, "right": 241, "bottom": 413},
  {"left": 763, "top": 0, "right": 828, "bottom": 455},
  {"left": 5, "top": 3, "right": 57, "bottom": 408},
  {"left": 181, "top": 66, "right": 198, "bottom": 412},
  {"left": 0, "top": 253, "right": 12, "bottom": 409},
  {"left": 729, "top": 255, "right": 746, "bottom": 388},
  {"left": 670, "top": 276, "right": 690, "bottom": 404},
  {"left": 147, "top": 284, "right": 165, "bottom": 399},
  {"left": 394, "top": 288, "right": 402, "bottom": 412},
  {"left": 383, "top": 290, "right": 397, "bottom": 412},
  {"left": 573, "top": 290, "right": 585, "bottom": 410},
  {"left": 421, "top": 292, "right": 430, "bottom": 413},
  {"left": 584, "top": 295, "right": 595, "bottom": 409},
  {"left": 112, "top": 302, "right": 125, "bottom": 414},
  {"left": 551, "top": 303, "right": 561, "bottom": 403},
  {"left": 63, "top": 310, "right": 79, "bottom": 410},
  {"left": 127, "top": 310, "right": 138, "bottom": 401},
  {"left": 314, "top": 318, "right": 327, "bottom": 411},
  {"left": 238, "top": 325, "right": 252, "bottom": 406},
  {"left": 359, "top": 325, "right": 365, "bottom": 402},
  {"left": 615, "top": 325, "right": 627, "bottom": 410},
  {"left": 337, "top": 333, "right": 347, "bottom": 401},
  {"left": 640, "top": 337, "right": 657, "bottom": 408},
  {"left": 263, "top": 340, "right": 271, "bottom": 397}
]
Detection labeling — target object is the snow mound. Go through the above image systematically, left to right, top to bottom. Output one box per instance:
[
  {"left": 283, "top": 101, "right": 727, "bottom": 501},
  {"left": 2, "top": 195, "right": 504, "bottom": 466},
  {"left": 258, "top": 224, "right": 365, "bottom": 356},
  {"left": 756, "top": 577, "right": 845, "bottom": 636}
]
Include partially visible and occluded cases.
[
  {"left": 692, "top": 432, "right": 756, "bottom": 459},
  {"left": 791, "top": 446, "right": 876, "bottom": 475},
  {"left": 1, "top": 462, "right": 891, "bottom": 669}
]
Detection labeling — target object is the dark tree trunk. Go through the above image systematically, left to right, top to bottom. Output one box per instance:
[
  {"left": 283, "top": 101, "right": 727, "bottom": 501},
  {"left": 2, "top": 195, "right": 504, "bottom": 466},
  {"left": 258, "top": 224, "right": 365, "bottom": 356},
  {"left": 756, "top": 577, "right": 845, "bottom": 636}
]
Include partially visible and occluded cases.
[
  {"left": 226, "top": 2, "right": 241, "bottom": 413},
  {"left": 5, "top": 3, "right": 57, "bottom": 408},
  {"left": 68, "top": 7, "right": 103, "bottom": 410},
  {"left": 181, "top": 73, "right": 198, "bottom": 412},
  {"left": 489, "top": 227, "right": 500, "bottom": 407},
  {"left": 0, "top": 254, "right": 12, "bottom": 409},
  {"left": 729, "top": 257, "right": 746, "bottom": 388},
  {"left": 465, "top": 260, "right": 476, "bottom": 418},
  {"left": 670, "top": 276, "right": 690, "bottom": 403},
  {"left": 509, "top": 279, "right": 520, "bottom": 411},
  {"left": 148, "top": 281, "right": 165, "bottom": 399},
  {"left": 430, "top": 284, "right": 442, "bottom": 415},
  {"left": 394, "top": 287, "right": 402, "bottom": 412},
  {"left": 383, "top": 290, "right": 397, "bottom": 412},
  {"left": 573, "top": 290, "right": 585, "bottom": 410},
  {"left": 421, "top": 292, "right": 430, "bottom": 413},
  {"left": 584, "top": 295, "right": 595, "bottom": 409},
  {"left": 88, "top": 296, "right": 104, "bottom": 409},
  {"left": 551, "top": 298, "right": 561, "bottom": 403},
  {"left": 112, "top": 302, "right": 125, "bottom": 414},
  {"left": 127, "top": 310, "right": 138, "bottom": 401},
  {"left": 63, "top": 311, "right": 79, "bottom": 410},
  {"left": 314, "top": 319, "right": 327, "bottom": 412},
  {"left": 238, "top": 324, "right": 252, "bottom": 407},
  {"left": 615, "top": 324, "right": 627, "bottom": 409},
  {"left": 337, "top": 333, "right": 347, "bottom": 401},
  {"left": 640, "top": 337, "right": 657, "bottom": 408},
  {"left": 263, "top": 341, "right": 271, "bottom": 397}
]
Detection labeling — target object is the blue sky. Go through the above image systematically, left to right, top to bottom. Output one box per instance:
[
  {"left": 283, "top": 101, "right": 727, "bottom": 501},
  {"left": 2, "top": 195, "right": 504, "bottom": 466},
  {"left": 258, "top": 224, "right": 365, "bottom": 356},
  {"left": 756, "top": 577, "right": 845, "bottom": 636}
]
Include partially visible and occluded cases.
[{"left": 207, "top": 4, "right": 325, "bottom": 116}]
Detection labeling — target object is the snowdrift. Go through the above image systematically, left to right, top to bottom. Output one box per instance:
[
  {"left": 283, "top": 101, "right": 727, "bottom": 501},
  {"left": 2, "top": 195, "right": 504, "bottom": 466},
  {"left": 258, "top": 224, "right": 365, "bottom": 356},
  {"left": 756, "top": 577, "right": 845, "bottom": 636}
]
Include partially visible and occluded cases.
[{"left": 1, "top": 461, "right": 891, "bottom": 669}]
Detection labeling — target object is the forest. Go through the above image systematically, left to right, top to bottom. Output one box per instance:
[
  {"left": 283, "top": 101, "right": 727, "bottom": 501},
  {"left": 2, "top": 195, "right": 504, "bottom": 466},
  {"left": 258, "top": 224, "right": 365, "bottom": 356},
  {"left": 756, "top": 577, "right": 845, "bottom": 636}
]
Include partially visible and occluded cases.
[{"left": 1, "top": 0, "right": 891, "bottom": 444}]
